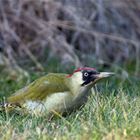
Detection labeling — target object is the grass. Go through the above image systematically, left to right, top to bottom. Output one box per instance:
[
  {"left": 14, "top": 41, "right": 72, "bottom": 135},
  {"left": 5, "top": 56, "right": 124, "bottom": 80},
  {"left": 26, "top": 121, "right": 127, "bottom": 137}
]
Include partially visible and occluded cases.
[{"left": 0, "top": 67, "right": 140, "bottom": 140}]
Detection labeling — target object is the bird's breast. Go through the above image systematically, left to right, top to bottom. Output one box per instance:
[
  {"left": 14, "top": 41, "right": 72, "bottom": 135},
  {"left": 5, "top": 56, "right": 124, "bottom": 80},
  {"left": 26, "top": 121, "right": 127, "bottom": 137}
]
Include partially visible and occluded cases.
[
  {"left": 23, "top": 88, "right": 91, "bottom": 115},
  {"left": 23, "top": 91, "right": 73, "bottom": 115}
]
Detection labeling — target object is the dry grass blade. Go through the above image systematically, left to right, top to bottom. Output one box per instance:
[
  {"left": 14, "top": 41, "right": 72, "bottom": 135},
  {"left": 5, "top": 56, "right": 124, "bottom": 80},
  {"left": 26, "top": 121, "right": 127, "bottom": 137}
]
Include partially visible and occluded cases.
[{"left": 0, "top": 0, "right": 139, "bottom": 73}]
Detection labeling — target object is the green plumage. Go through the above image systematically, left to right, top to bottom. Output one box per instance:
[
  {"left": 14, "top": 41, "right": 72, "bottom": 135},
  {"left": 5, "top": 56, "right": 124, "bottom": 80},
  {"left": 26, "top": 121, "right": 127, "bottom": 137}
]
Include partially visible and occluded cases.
[{"left": 8, "top": 73, "right": 69, "bottom": 104}]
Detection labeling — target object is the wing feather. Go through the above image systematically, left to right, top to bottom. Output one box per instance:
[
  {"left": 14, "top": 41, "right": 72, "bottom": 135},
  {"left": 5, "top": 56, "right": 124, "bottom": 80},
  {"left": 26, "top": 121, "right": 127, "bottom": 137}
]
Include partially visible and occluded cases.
[{"left": 8, "top": 73, "right": 69, "bottom": 103}]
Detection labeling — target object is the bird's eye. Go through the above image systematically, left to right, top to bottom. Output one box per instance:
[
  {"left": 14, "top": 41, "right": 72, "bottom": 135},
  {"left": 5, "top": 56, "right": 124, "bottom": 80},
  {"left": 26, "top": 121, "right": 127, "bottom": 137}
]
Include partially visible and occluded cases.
[{"left": 84, "top": 72, "right": 89, "bottom": 77}]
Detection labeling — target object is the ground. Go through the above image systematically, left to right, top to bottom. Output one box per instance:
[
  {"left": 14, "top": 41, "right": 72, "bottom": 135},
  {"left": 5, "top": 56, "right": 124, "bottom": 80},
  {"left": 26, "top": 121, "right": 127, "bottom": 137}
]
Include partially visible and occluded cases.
[{"left": 0, "top": 66, "right": 139, "bottom": 140}]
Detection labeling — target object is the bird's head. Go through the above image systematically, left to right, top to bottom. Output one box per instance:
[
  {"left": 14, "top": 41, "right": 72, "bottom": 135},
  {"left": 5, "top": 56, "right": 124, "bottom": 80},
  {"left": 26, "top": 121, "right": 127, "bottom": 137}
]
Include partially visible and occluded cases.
[{"left": 67, "top": 67, "right": 114, "bottom": 87}]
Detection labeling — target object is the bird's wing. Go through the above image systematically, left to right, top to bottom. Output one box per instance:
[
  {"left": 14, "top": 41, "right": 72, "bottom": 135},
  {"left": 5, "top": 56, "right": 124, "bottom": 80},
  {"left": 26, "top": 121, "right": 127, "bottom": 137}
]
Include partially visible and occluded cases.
[{"left": 7, "top": 73, "right": 69, "bottom": 103}]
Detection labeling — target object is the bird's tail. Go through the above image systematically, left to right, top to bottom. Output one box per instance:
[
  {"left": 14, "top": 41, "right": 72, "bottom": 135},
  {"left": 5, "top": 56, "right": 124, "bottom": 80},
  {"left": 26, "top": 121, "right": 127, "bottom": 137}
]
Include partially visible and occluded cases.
[{"left": 0, "top": 102, "right": 21, "bottom": 111}]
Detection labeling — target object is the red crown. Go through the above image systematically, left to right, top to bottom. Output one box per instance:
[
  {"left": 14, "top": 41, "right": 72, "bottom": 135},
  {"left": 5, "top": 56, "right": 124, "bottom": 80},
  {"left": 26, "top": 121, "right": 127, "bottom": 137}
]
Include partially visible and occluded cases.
[{"left": 66, "top": 67, "right": 96, "bottom": 78}]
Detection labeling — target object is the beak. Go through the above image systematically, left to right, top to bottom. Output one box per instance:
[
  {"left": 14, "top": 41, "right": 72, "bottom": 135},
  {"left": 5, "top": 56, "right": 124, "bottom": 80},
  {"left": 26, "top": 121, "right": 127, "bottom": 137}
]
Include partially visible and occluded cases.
[
  {"left": 94, "top": 72, "right": 115, "bottom": 81},
  {"left": 97, "top": 72, "right": 115, "bottom": 78}
]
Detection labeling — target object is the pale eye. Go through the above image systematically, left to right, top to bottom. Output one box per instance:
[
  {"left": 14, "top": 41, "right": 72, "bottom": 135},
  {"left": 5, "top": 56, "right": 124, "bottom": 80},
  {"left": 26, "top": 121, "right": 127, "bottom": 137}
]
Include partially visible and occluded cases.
[{"left": 84, "top": 72, "right": 89, "bottom": 77}]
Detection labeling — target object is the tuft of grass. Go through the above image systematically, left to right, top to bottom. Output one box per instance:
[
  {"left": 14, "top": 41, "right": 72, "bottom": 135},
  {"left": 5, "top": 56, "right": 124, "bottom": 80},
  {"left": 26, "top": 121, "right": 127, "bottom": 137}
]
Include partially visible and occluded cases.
[{"left": 0, "top": 71, "right": 140, "bottom": 140}]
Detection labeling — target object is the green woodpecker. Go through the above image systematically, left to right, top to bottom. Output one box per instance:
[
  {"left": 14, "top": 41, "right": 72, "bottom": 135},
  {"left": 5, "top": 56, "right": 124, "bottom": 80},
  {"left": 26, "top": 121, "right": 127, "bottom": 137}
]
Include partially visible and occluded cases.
[{"left": 0, "top": 67, "right": 114, "bottom": 115}]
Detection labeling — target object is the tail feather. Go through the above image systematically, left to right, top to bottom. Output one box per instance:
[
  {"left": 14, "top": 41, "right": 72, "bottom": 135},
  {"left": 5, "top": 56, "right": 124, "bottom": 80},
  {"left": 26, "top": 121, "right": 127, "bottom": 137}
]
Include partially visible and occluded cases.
[{"left": 0, "top": 102, "right": 21, "bottom": 111}]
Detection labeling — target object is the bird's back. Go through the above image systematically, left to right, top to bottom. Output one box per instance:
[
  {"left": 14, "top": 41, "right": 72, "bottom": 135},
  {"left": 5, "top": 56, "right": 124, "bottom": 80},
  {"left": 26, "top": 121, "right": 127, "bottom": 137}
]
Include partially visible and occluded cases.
[{"left": 8, "top": 73, "right": 69, "bottom": 103}]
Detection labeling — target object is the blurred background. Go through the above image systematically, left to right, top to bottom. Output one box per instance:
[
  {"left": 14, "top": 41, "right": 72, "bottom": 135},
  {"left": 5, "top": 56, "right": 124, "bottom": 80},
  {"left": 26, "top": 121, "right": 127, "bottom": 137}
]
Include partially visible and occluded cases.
[
  {"left": 0, "top": 0, "right": 139, "bottom": 82},
  {"left": 0, "top": 1, "right": 140, "bottom": 138}
]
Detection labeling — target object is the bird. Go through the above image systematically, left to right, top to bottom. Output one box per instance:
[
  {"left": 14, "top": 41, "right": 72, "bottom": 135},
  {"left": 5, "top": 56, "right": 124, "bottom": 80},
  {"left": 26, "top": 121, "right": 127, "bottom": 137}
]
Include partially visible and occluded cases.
[{"left": 0, "top": 67, "right": 114, "bottom": 116}]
